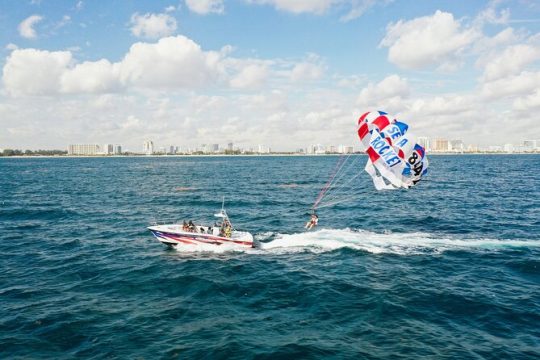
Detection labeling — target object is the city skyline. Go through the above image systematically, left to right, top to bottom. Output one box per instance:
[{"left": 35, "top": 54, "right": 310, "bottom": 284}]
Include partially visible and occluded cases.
[{"left": 1, "top": 1, "right": 540, "bottom": 150}]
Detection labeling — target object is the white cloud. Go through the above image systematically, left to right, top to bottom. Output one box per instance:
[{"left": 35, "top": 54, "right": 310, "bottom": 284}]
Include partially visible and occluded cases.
[
  {"left": 185, "top": 0, "right": 224, "bottom": 14},
  {"left": 246, "top": 0, "right": 384, "bottom": 19},
  {"left": 247, "top": 0, "right": 334, "bottom": 14},
  {"left": 340, "top": 0, "right": 379, "bottom": 22},
  {"left": 475, "top": 0, "right": 510, "bottom": 26},
  {"left": 76, "top": 1, "right": 84, "bottom": 11},
  {"left": 165, "top": 5, "right": 176, "bottom": 12},
  {"left": 380, "top": 10, "right": 480, "bottom": 71},
  {"left": 130, "top": 12, "right": 177, "bottom": 39},
  {"left": 18, "top": 15, "right": 43, "bottom": 39},
  {"left": 55, "top": 15, "right": 71, "bottom": 30},
  {"left": 2, "top": 36, "right": 227, "bottom": 96},
  {"left": 119, "top": 36, "right": 224, "bottom": 88},
  {"left": 5, "top": 43, "right": 18, "bottom": 51},
  {"left": 481, "top": 44, "right": 540, "bottom": 82},
  {"left": 3, "top": 48, "right": 72, "bottom": 96},
  {"left": 61, "top": 59, "right": 121, "bottom": 94},
  {"left": 290, "top": 62, "right": 324, "bottom": 82},
  {"left": 229, "top": 64, "right": 268, "bottom": 89},
  {"left": 481, "top": 71, "right": 540, "bottom": 100},
  {"left": 357, "top": 75, "right": 410, "bottom": 109},
  {"left": 513, "top": 89, "right": 540, "bottom": 111}
]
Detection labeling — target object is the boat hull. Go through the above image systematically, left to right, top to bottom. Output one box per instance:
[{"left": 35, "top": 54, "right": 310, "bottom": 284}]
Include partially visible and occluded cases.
[{"left": 148, "top": 225, "right": 254, "bottom": 248}]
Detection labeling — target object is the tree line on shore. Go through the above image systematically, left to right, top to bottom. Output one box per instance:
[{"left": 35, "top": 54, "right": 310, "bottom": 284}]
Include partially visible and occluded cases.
[{"left": 0, "top": 149, "right": 68, "bottom": 156}]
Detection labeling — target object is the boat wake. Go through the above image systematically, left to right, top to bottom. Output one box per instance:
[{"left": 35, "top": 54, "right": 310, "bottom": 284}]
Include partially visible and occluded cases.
[{"left": 172, "top": 228, "right": 540, "bottom": 255}]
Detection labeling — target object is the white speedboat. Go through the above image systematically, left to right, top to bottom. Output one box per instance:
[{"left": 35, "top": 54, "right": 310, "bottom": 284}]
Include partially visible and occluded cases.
[{"left": 148, "top": 205, "right": 254, "bottom": 248}]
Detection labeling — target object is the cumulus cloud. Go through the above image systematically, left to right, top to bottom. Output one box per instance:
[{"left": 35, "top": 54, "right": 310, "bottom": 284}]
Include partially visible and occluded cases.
[
  {"left": 185, "top": 0, "right": 224, "bottom": 14},
  {"left": 246, "top": 0, "right": 384, "bottom": 19},
  {"left": 247, "top": 0, "right": 334, "bottom": 14},
  {"left": 380, "top": 10, "right": 480, "bottom": 71},
  {"left": 130, "top": 12, "right": 177, "bottom": 39},
  {"left": 18, "top": 15, "right": 43, "bottom": 39},
  {"left": 2, "top": 36, "right": 227, "bottom": 96},
  {"left": 119, "top": 36, "right": 224, "bottom": 88},
  {"left": 481, "top": 44, "right": 540, "bottom": 82},
  {"left": 3, "top": 49, "right": 72, "bottom": 96},
  {"left": 61, "top": 60, "right": 121, "bottom": 94},
  {"left": 290, "top": 62, "right": 324, "bottom": 82},
  {"left": 229, "top": 64, "right": 269, "bottom": 89},
  {"left": 481, "top": 71, "right": 540, "bottom": 100},
  {"left": 357, "top": 75, "right": 410, "bottom": 109},
  {"left": 513, "top": 89, "right": 540, "bottom": 111}
]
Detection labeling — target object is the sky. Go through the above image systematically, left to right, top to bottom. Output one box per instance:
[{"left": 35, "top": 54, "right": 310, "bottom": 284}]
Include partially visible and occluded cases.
[{"left": 1, "top": 0, "right": 540, "bottom": 151}]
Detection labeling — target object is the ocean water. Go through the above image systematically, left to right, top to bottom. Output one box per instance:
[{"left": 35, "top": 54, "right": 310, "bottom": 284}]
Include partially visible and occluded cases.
[{"left": 1, "top": 155, "right": 539, "bottom": 359}]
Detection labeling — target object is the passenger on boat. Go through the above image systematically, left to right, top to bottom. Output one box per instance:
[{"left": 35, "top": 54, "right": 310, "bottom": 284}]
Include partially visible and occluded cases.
[
  {"left": 188, "top": 220, "right": 195, "bottom": 232},
  {"left": 182, "top": 221, "right": 189, "bottom": 231},
  {"left": 224, "top": 225, "right": 232, "bottom": 238},
  {"left": 207, "top": 226, "right": 213, "bottom": 234}
]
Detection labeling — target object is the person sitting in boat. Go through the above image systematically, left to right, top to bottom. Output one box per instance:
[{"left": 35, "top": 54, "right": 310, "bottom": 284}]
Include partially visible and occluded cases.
[
  {"left": 305, "top": 214, "right": 318, "bottom": 230},
  {"left": 188, "top": 220, "right": 195, "bottom": 232},
  {"left": 182, "top": 221, "right": 189, "bottom": 231},
  {"left": 224, "top": 224, "right": 232, "bottom": 238},
  {"left": 207, "top": 226, "right": 213, "bottom": 234},
  {"left": 199, "top": 227, "right": 205, "bottom": 233}
]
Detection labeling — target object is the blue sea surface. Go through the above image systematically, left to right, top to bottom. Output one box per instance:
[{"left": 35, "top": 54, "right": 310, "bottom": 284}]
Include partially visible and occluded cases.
[{"left": 1, "top": 155, "right": 539, "bottom": 359}]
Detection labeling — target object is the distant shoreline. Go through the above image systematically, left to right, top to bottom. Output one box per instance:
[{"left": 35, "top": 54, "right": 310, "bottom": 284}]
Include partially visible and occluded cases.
[{"left": 1, "top": 152, "right": 539, "bottom": 159}]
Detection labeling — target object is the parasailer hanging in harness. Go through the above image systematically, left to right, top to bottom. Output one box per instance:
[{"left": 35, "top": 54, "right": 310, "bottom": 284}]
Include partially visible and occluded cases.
[{"left": 305, "top": 213, "right": 319, "bottom": 230}]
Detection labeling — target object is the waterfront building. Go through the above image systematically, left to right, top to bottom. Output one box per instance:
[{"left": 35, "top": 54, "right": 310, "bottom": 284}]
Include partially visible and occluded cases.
[
  {"left": 417, "top": 137, "right": 430, "bottom": 152},
  {"left": 433, "top": 139, "right": 450, "bottom": 152},
  {"left": 143, "top": 140, "right": 154, "bottom": 155},
  {"left": 450, "top": 140, "right": 464, "bottom": 153},
  {"left": 523, "top": 140, "right": 538, "bottom": 152},
  {"left": 227, "top": 143, "right": 233, "bottom": 151},
  {"left": 68, "top": 144, "right": 101, "bottom": 155},
  {"left": 103, "top": 144, "right": 114, "bottom": 155},
  {"left": 211, "top": 144, "right": 219, "bottom": 153},
  {"left": 258, "top": 144, "right": 270, "bottom": 154},
  {"left": 314, "top": 144, "right": 325, "bottom": 154},
  {"left": 467, "top": 144, "right": 479, "bottom": 152},
  {"left": 503, "top": 144, "right": 514, "bottom": 153},
  {"left": 114, "top": 145, "right": 122, "bottom": 155}
]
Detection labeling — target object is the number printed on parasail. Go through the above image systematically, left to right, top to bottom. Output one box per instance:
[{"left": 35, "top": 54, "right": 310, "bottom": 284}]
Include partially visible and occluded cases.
[{"left": 357, "top": 110, "right": 429, "bottom": 190}]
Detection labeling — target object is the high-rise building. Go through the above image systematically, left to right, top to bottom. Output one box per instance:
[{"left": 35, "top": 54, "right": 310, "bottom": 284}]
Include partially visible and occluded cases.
[
  {"left": 417, "top": 137, "right": 430, "bottom": 152},
  {"left": 433, "top": 138, "right": 449, "bottom": 152},
  {"left": 143, "top": 140, "right": 154, "bottom": 155},
  {"left": 450, "top": 140, "right": 464, "bottom": 153},
  {"left": 523, "top": 140, "right": 538, "bottom": 152},
  {"left": 227, "top": 142, "right": 233, "bottom": 151},
  {"left": 68, "top": 144, "right": 101, "bottom": 155},
  {"left": 103, "top": 144, "right": 114, "bottom": 155},
  {"left": 211, "top": 144, "right": 219, "bottom": 153},
  {"left": 258, "top": 144, "right": 270, "bottom": 154},
  {"left": 314, "top": 144, "right": 325, "bottom": 154},
  {"left": 114, "top": 145, "right": 122, "bottom": 155}
]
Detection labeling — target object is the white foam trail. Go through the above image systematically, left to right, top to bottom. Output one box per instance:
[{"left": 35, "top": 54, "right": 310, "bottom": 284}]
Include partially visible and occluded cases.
[
  {"left": 172, "top": 228, "right": 539, "bottom": 256},
  {"left": 259, "top": 228, "right": 540, "bottom": 255}
]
